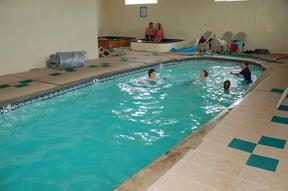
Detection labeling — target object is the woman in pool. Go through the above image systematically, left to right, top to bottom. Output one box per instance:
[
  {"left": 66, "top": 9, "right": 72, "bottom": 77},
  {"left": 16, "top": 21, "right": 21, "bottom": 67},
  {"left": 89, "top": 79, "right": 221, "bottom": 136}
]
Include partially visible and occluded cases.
[{"left": 155, "top": 23, "right": 164, "bottom": 43}]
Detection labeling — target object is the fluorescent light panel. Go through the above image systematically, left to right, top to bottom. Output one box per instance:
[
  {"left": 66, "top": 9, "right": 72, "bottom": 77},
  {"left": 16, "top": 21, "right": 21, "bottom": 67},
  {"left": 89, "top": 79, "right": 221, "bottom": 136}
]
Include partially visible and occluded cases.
[{"left": 125, "top": 0, "right": 157, "bottom": 5}]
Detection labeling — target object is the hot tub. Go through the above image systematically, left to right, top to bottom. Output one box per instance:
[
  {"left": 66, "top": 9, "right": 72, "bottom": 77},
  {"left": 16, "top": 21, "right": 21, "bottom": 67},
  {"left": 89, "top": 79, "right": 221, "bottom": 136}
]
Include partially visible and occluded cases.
[
  {"left": 98, "top": 36, "right": 135, "bottom": 49},
  {"left": 130, "top": 39, "right": 187, "bottom": 52}
]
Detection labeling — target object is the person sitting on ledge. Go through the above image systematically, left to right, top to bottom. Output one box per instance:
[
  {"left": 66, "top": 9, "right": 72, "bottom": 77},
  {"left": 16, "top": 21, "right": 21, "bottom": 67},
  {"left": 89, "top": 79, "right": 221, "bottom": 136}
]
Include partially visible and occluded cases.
[
  {"left": 145, "top": 22, "right": 156, "bottom": 41},
  {"left": 155, "top": 23, "right": 164, "bottom": 43}
]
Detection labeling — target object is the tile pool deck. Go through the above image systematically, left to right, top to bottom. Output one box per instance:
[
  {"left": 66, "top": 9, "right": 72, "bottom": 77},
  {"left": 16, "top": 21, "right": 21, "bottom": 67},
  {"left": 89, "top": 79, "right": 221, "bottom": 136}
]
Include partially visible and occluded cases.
[{"left": 0, "top": 50, "right": 288, "bottom": 191}]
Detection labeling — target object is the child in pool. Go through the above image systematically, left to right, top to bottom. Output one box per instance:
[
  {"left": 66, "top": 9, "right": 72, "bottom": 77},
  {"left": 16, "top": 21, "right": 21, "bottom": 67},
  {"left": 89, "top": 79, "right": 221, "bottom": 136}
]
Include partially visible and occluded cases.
[
  {"left": 146, "top": 68, "right": 157, "bottom": 81},
  {"left": 186, "top": 70, "right": 208, "bottom": 85},
  {"left": 223, "top": 80, "right": 231, "bottom": 92}
]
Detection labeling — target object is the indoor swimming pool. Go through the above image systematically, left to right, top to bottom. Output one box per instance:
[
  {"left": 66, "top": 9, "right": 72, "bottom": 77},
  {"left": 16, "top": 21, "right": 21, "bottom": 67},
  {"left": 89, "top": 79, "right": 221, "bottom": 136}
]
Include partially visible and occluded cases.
[{"left": 0, "top": 59, "right": 263, "bottom": 191}]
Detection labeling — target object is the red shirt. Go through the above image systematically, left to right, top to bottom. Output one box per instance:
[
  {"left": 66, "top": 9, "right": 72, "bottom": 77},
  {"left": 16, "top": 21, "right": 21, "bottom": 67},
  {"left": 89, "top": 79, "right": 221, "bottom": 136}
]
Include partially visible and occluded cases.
[{"left": 155, "top": 30, "right": 164, "bottom": 42}]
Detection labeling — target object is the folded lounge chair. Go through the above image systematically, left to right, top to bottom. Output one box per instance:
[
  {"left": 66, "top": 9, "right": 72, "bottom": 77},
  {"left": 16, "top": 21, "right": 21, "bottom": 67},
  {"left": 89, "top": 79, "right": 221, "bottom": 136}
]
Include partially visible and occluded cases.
[
  {"left": 233, "top": 32, "right": 246, "bottom": 53},
  {"left": 98, "top": 47, "right": 119, "bottom": 57},
  {"left": 276, "top": 87, "right": 288, "bottom": 108}
]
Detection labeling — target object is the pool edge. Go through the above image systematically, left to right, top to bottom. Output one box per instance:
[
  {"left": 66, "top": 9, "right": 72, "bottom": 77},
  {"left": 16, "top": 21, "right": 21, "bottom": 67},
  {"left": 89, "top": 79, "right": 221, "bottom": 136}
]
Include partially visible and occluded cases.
[{"left": 114, "top": 60, "right": 277, "bottom": 191}]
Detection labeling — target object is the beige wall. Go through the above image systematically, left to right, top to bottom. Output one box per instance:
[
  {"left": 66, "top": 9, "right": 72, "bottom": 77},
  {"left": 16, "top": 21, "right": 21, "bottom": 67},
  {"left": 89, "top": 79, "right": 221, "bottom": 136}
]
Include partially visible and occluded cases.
[
  {"left": 0, "top": 0, "right": 99, "bottom": 75},
  {"left": 101, "top": 0, "right": 288, "bottom": 53}
]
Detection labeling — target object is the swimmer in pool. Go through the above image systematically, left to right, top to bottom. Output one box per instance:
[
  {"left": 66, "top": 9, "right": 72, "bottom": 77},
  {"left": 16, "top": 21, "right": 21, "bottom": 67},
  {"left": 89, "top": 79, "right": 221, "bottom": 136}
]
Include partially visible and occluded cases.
[
  {"left": 230, "top": 62, "right": 252, "bottom": 84},
  {"left": 146, "top": 68, "right": 157, "bottom": 81},
  {"left": 186, "top": 70, "right": 208, "bottom": 85},
  {"left": 223, "top": 80, "right": 231, "bottom": 92}
]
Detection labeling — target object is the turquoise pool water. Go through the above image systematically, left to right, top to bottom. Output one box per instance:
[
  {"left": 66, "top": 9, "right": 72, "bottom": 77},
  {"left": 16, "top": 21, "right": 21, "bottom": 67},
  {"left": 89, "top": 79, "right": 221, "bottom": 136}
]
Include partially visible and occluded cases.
[{"left": 0, "top": 60, "right": 262, "bottom": 191}]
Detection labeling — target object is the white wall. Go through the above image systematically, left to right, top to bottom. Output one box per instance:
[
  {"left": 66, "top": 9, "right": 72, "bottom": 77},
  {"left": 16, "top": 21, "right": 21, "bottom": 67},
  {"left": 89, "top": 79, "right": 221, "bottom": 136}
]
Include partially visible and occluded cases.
[
  {"left": 0, "top": 0, "right": 99, "bottom": 75},
  {"left": 100, "top": 0, "right": 288, "bottom": 53}
]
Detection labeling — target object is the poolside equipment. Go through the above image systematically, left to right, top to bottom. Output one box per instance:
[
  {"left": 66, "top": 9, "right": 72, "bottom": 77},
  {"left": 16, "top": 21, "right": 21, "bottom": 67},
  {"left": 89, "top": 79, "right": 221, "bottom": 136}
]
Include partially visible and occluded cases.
[
  {"left": 196, "top": 31, "right": 216, "bottom": 50},
  {"left": 98, "top": 47, "right": 119, "bottom": 57},
  {"left": 170, "top": 47, "right": 197, "bottom": 53},
  {"left": 255, "top": 49, "right": 269, "bottom": 54},
  {"left": 47, "top": 51, "right": 87, "bottom": 69},
  {"left": 274, "top": 55, "right": 288, "bottom": 62},
  {"left": 276, "top": 87, "right": 288, "bottom": 109}
]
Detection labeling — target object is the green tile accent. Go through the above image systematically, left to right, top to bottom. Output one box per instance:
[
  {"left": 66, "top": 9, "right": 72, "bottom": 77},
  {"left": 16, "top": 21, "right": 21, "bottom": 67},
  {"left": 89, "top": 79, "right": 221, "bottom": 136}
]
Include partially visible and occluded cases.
[
  {"left": 120, "top": 57, "right": 129, "bottom": 62},
  {"left": 100, "top": 63, "right": 111, "bottom": 67},
  {"left": 88, "top": 65, "right": 98, "bottom": 68},
  {"left": 65, "top": 68, "right": 77, "bottom": 72},
  {"left": 49, "top": 72, "right": 62, "bottom": 76},
  {"left": 19, "top": 79, "right": 33, "bottom": 84},
  {"left": 14, "top": 83, "right": 29, "bottom": 88},
  {"left": 0, "top": 84, "right": 10, "bottom": 89},
  {"left": 271, "top": 88, "right": 284, "bottom": 94},
  {"left": 278, "top": 105, "right": 288, "bottom": 111},
  {"left": 271, "top": 116, "right": 288, "bottom": 125},
  {"left": 258, "top": 136, "right": 286, "bottom": 149},
  {"left": 228, "top": 138, "right": 257, "bottom": 153},
  {"left": 246, "top": 154, "right": 279, "bottom": 172}
]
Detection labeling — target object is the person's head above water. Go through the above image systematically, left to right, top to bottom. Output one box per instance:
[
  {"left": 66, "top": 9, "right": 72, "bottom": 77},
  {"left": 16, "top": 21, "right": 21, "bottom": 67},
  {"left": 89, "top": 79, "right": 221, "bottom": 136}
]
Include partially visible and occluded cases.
[
  {"left": 240, "top": 62, "right": 249, "bottom": 70},
  {"left": 148, "top": 68, "right": 157, "bottom": 80},
  {"left": 200, "top": 70, "right": 208, "bottom": 78},
  {"left": 223, "top": 80, "right": 231, "bottom": 91}
]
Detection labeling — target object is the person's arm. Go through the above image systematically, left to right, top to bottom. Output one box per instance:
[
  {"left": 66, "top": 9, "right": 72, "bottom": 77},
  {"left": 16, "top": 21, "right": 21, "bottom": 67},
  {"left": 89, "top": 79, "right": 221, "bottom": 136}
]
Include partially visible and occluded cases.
[{"left": 230, "top": 71, "right": 240, "bottom": 77}]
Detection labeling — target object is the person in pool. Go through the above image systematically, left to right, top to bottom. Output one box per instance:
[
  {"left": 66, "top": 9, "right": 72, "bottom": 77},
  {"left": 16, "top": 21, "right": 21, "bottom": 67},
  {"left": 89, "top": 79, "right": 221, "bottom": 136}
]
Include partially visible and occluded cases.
[
  {"left": 230, "top": 62, "right": 252, "bottom": 83},
  {"left": 146, "top": 68, "right": 157, "bottom": 81},
  {"left": 186, "top": 70, "right": 208, "bottom": 85},
  {"left": 200, "top": 70, "right": 208, "bottom": 79},
  {"left": 223, "top": 80, "right": 231, "bottom": 91}
]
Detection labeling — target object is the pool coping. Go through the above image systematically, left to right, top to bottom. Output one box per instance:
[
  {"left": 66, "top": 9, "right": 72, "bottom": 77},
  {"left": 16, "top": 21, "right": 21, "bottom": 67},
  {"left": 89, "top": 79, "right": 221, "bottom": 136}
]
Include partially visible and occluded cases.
[{"left": 0, "top": 55, "right": 277, "bottom": 190}]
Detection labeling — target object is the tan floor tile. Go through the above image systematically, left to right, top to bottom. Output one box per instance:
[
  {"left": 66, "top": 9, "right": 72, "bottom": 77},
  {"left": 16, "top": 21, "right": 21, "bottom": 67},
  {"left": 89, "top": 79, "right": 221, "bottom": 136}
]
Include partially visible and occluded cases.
[
  {"left": 0, "top": 75, "right": 26, "bottom": 84},
  {"left": 0, "top": 82, "right": 57, "bottom": 104},
  {"left": 213, "top": 123, "right": 260, "bottom": 143},
  {"left": 241, "top": 123, "right": 268, "bottom": 135},
  {"left": 264, "top": 125, "right": 288, "bottom": 140},
  {"left": 203, "top": 131, "right": 233, "bottom": 146},
  {"left": 196, "top": 140, "right": 225, "bottom": 158},
  {"left": 253, "top": 145, "right": 288, "bottom": 163},
  {"left": 221, "top": 147, "right": 250, "bottom": 164},
  {"left": 182, "top": 150, "right": 221, "bottom": 170},
  {"left": 175, "top": 157, "right": 210, "bottom": 182},
  {"left": 148, "top": 159, "right": 206, "bottom": 191},
  {"left": 212, "top": 159, "right": 244, "bottom": 177},
  {"left": 277, "top": 160, "right": 288, "bottom": 176},
  {"left": 239, "top": 167, "right": 275, "bottom": 186},
  {"left": 198, "top": 169, "right": 236, "bottom": 191},
  {"left": 267, "top": 173, "right": 288, "bottom": 190},
  {"left": 232, "top": 178, "right": 268, "bottom": 191}
]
